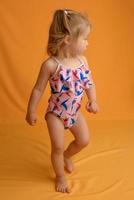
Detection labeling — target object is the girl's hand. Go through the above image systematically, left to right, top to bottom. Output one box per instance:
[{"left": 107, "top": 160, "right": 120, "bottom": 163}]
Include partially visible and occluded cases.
[
  {"left": 86, "top": 100, "right": 99, "bottom": 114},
  {"left": 25, "top": 112, "right": 37, "bottom": 126}
]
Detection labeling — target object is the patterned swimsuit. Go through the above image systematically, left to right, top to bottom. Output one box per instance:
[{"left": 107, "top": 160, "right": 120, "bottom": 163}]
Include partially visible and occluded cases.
[{"left": 45, "top": 56, "right": 93, "bottom": 129}]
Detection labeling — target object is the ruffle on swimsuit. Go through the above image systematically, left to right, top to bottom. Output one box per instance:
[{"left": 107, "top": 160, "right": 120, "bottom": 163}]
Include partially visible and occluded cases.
[{"left": 49, "top": 58, "right": 93, "bottom": 95}]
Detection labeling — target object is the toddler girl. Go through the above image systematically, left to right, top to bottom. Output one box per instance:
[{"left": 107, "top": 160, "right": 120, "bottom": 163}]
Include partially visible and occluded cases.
[{"left": 26, "top": 9, "right": 99, "bottom": 193}]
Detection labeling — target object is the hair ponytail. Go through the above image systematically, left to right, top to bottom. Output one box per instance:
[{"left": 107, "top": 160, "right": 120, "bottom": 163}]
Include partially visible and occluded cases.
[{"left": 47, "top": 9, "right": 90, "bottom": 56}]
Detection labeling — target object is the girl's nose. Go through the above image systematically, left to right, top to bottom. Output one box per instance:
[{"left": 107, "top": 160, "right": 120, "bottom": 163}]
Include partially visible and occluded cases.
[{"left": 85, "top": 41, "right": 88, "bottom": 48}]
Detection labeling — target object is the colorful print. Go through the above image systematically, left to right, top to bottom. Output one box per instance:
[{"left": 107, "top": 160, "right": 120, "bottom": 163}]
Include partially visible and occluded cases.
[{"left": 45, "top": 57, "right": 93, "bottom": 129}]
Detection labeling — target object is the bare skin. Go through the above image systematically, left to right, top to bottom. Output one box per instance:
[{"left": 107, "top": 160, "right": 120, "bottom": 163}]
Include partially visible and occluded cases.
[
  {"left": 25, "top": 23, "right": 99, "bottom": 193},
  {"left": 45, "top": 111, "right": 90, "bottom": 193},
  {"left": 45, "top": 112, "right": 70, "bottom": 193},
  {"left": 64, "top": 155, "right": 74, "bottom": 173}
]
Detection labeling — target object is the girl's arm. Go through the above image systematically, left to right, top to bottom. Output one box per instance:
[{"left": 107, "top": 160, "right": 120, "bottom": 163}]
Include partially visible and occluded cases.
[
  {"left": 81, "top": 55, "right": 97, "bottom": 103},
  {"left": 81, "top": 55, "right": 99, "bottom": 113},
  {"left": 26, "top": 59, "right": 52, "bottom": 114},
  {"left": 85, "top": 81, "right": 97, "bottom": 104}
]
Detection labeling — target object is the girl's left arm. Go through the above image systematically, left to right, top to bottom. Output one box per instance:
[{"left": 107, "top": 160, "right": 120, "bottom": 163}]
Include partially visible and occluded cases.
[
  {"left": 81, "top": 55, "right": 99, "bottom": 113},
  {"left": 85, "top": 81, "right": 97, "bottom": 104},
  {"left": 85, "top": 81, "right": 99, "bottom": 114}
]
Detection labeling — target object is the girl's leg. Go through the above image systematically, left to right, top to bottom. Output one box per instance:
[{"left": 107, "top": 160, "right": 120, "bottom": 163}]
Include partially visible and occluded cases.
[
  {"left": 64, "top": 111, "right": 90, "bottom": 172},
  {"left": 45, "top": 112, "right": 70, "bottom": 193}
]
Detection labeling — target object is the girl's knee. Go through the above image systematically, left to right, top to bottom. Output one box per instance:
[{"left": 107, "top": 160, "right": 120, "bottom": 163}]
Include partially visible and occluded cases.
[{"left": 75, "top": 137, "right": 90, "bottom": 148}]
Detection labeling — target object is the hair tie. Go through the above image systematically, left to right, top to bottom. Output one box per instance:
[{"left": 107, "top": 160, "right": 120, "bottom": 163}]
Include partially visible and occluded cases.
[{"left": 64, "top": 10, "right": 68, "bottom": 15}]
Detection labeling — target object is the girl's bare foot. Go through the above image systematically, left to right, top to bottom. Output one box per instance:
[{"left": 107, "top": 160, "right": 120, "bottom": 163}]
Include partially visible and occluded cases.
[
  {"left": 64, "top": 155, "right": 74, "bottom": 173},
  {"left": 55, "top": 175, "right": 70, "bottom": 193}
]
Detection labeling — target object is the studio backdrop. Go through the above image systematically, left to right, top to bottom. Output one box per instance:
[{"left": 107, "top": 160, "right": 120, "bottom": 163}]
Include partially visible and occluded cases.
[{"left": 0, "top": 0, "right": 134, "bottom": 200}]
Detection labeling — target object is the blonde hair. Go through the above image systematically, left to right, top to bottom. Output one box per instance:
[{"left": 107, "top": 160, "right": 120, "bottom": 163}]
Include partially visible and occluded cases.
[{"left": 47, "top": 9, "right": 91, "bottom": 56}]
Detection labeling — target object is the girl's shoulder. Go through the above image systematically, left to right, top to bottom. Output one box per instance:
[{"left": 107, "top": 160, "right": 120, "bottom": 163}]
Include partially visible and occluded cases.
[
  {"left": 78, "top": 55, "right": 89, "bottom": 69},
  {"left": 42, "top": 56, "right": 58, "bottom": 76}
]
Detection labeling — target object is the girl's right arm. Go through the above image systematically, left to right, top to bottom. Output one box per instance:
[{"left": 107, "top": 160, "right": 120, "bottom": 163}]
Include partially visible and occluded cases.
[{"left": 25, "top": 59, "right": 53, "bottom": 125}]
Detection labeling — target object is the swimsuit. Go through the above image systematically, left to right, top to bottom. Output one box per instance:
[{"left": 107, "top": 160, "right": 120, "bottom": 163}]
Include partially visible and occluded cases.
[{"left": 44, "top": 56, "right": 93, "bottom": 129}]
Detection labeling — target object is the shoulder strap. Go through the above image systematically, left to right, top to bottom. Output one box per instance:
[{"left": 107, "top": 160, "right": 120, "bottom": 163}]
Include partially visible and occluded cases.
[
  {"left": 51, "top": 56, "right": 60, "bottom": 64},
  {"left": 77, "top": 56, "right": 84, "bottom": 65},
  {"left": 49, "top": 57, "right": 60, "bottom": 79}
]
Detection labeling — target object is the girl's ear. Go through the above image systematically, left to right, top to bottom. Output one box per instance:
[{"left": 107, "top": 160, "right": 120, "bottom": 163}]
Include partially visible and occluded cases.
[{"left": 64, "top": 34, "right": 72, "bottom": 45}]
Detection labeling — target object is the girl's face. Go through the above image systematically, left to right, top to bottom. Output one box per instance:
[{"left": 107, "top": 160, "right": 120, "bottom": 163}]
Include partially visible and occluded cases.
[{"left": 70, "top": 26, "right": 90, "bottom": 55}]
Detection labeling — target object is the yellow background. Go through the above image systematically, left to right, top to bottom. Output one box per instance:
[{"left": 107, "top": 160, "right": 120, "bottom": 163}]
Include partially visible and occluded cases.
[{"left": 0, "top": 0, "right": 134, "bottom": 199}]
